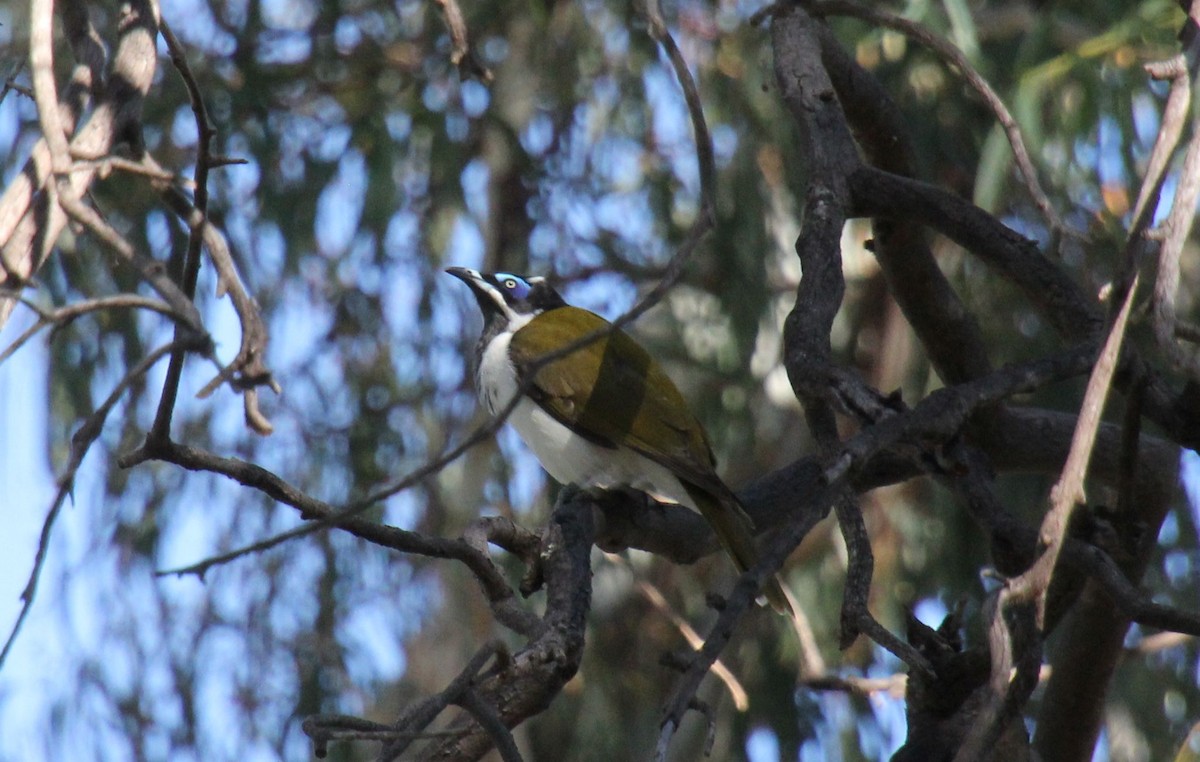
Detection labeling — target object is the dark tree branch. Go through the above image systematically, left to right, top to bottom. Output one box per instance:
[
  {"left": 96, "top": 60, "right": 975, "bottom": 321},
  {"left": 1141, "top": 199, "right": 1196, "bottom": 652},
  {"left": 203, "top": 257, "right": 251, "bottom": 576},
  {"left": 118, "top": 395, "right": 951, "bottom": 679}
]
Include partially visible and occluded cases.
[
  {"left": 803, "top": 0, "right": 1064, "bottom": 234},
  {"left": 768, "top": 4, "right": 913, "bottom": 676},
  {"left": 148, "top": 19, "right": 219, "bottom": 440},
  {"left": 814, "top": 23, "right": 993, "bottom": 386},
  {"left": 849, "top": 164, "right": 1200, "bottom": 451},
  {"left": 849, "top": 166, "right": 1101, "bottom": 341},
  {"left": 145, "top": 438, "right": 544, "bottom": 637},
  {"left": 423, "top": 492, "right": 594, "bottom": 760},
  {"left": 365, "top": 640, "right": 509, "bottom": 761},
  {"left": 456, "top": 689, "right": 523, "bottom": 762}
]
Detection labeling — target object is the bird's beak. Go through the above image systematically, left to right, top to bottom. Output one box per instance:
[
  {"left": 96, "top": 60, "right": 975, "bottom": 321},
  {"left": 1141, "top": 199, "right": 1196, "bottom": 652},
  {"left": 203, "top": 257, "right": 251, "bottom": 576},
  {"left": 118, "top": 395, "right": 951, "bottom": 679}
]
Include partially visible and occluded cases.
[
  {"left": 445, "top": 266, "right": 487, "bottom": 295},
  {"left": 446, "top": 267, "right": 504, "bottom": 317}
]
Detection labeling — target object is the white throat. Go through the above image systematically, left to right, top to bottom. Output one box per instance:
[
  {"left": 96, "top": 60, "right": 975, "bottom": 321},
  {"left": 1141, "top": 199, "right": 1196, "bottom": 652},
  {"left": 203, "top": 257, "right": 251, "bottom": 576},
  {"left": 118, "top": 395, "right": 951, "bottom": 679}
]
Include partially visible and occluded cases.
[{"left": 477, "top": 314, "right": 533, "bottom": 416}]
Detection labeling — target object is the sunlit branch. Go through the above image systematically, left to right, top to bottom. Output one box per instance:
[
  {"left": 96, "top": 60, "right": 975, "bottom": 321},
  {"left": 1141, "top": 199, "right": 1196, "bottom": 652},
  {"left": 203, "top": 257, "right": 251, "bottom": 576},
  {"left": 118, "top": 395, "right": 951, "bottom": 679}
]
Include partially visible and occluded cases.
[
  {"left": 1, "top": 0, "right": 158, "bottom": 329},
  {"left": 430, "top": 0, "right": 492, "bottom": 81},
  {"left": 1150, "top": 78, "right": 1200, "bottom": 381},
  {"left": 955, "top": 277, "right": 1141, "bottom": 762},
  {"left": 1005, "top": 277, "right": 1139, "bottom": 626},
  {"left": 618, "top": 559, "right": 749, "bottom": 712}
]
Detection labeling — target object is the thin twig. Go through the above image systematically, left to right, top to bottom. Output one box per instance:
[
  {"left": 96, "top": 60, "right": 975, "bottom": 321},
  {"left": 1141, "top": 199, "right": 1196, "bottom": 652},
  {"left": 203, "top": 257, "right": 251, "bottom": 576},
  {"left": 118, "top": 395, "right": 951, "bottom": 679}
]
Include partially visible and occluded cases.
[
  {"left": 431, "top": 0, "right": 492, "bottom": 81},
  {"left": 642, "top": 0, "right": 716, "bottom": 219},
  {"left": 150, "top": 18, "right": 223, "bottom": 438},
  {"left": 1129, "top": 56, "right": 1188, "bottom": 231},
  {"left": 0, "top": 61, "right": 31, "bottom": 104},
  {"left": 1150, "top": 79, "right": 1200, "bottom": 381},
  {"left": 68, "top": 153, "right": 189, "bottom": 184},
  {"left": 145, "top": 156, "right": 278, "bottom": 429},
  {"left": 57, "top": 193, "right": 206, "bottom": 333},
  {"left": 1006, "top": 275, "right": 1140, "bottom": 626},
  {"left": 0, "top": 293, "right": 181, "bottom": 364},
  {"left": 0, "top": 340, "right": 182, "bottom": 670},
  {"left": 147, "top": 444, "right": 542, "bottom": 636},
  {"left": 631, "top": 572, "right": 749, "bottom": 711},
  {"left": 363, "top": 640, "right": 506, "bottom": 761},
  {"left": 799, "top": 672, "right": 907, "bottom": 697}
]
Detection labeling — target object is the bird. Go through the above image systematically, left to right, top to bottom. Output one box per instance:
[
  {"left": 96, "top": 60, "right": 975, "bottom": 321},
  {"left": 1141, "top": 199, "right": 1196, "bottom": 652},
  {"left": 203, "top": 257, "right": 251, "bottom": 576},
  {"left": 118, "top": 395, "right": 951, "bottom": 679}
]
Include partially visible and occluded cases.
[{"left": 447, "top": 267, "right": 791, "bottom": 614}]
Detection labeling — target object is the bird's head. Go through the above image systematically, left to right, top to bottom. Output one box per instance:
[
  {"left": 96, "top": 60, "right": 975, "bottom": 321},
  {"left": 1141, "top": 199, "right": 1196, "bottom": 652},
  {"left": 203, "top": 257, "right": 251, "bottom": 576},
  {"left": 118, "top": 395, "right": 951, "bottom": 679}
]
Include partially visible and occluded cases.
[{"left": 446, "top": 267, "right": 566, "bottom": 332}]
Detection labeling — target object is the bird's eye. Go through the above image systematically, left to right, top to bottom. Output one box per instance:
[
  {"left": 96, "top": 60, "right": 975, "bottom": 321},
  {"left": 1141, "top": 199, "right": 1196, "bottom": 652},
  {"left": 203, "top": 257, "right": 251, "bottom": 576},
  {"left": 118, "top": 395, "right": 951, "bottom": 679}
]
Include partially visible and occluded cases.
[{"left": 504, "top": 279, "right": 517, "bottom": 289}]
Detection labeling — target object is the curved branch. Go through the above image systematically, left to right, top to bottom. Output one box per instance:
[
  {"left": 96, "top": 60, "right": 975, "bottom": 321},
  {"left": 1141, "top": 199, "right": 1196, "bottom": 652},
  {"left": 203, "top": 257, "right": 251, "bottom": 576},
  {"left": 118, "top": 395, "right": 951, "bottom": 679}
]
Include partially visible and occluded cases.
[
  {"left": 1, "top": 0, "right": 159, "bottom": 328},
  {"left": 804, "top": 0, "right": 1064, "bottom": 233},
  {"left": 815, "top": 21, "right": 993, "bottom": 385}
]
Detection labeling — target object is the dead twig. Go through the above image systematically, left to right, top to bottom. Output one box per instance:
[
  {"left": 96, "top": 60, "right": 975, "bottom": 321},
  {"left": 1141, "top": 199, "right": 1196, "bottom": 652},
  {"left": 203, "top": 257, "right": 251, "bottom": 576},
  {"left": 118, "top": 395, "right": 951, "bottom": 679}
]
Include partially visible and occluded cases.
[
  {"left": 431, "top": 0, "right": 492, "bottom": 81},
  {"left": 149, "top": 18, "right": 231, "bottom": 437},
  {"left": 1005, "top": 276, "right": 1139, "bottom": 626},
  {"left": 0, "top": 293, "right": 181, "bottom": 364},
  {"left": 0, "top": 340, "right": 183, "bottom": 671},
  {"left": 628, "top": 566, "right": 749, "bottom": 711}
]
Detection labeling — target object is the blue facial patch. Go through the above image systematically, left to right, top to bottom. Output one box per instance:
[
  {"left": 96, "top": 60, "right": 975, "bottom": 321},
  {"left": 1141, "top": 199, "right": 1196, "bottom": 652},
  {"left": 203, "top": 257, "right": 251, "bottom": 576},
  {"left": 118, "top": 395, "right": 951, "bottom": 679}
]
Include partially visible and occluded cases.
[{"left": 495, "top": 272, "right": 531, "bottom": 300}]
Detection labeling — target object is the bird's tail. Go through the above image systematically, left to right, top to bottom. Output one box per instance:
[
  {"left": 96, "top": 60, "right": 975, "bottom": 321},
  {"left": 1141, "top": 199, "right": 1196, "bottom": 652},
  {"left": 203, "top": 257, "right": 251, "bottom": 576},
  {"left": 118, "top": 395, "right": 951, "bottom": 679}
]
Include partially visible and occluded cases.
[{"left": 689, "top": 487, "right": 794, "bottom": 617}]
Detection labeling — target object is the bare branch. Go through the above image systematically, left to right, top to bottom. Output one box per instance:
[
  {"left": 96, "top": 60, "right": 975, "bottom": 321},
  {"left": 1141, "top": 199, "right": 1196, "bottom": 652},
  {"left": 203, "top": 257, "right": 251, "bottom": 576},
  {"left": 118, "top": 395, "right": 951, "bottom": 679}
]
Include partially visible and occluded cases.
[
  {"left": 1, "top": 0, "right": 158, "bottom": 328},
  {"left": 29, "top": 0, "right": 73, "bottom": 177},
  {"left": 431, "top": 0, "right": 492, "bottom": 81},
  {"left": 641, "top": 0, "right": 716, "bottom": 220},
  {"left": 801, "top": 0, "right": 1065, "bottom": 235},
  {"left": 148, "top": 18, "right": 236, "bottom": 437},
  {"left": 813, "top": 21, "right": 993, "bottom": 386},
  {"left": 1128, "top": 56, "right": 1188, "bottom": 235},
  {"left": 0, "top": 61, "right": 30, "bottom": 104},
  {"left": 1150, "top": 80, "right": 1200, "bottom": 381},
  {"left": 68, "top": 153, "right": 188, "bottom": 184},
  {"left": 145, "top": 156, "right": 278, "bottom": 421},
  {"left": 56, "top": 192, "right": 206, "bottom": 334},
  {"left": 1004, "top": 275, "right": 1139, "bottom": 627},
  {"left": 0, "top": 293, "right": 181, "bottom": 364},
  {"left": 142, "top": 436, "right": 543, "bottom": 637},
  {"left": 421, "top": 492, "right": 594, "bottom": 759},
  {"left": 833, "top": 495, "right": 928, "bottom": 671},
  {"left": 629, "top": 570, "right": 749, "bottom": 712},
  {"left": 363, "top": 640, "right": 509, "bottom": 761},
  {"left": 800, "top": 672, "right": 907, "bottom": 697},
  {"left": 456, "top": 689, "right": 523, "bottom": 762}
]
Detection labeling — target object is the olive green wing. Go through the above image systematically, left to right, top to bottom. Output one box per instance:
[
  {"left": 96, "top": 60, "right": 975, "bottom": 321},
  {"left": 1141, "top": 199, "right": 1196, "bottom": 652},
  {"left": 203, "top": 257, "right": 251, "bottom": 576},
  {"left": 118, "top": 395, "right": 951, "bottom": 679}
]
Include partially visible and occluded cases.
[
  {"left": 508, "top": 307, "right": 721, "bottom": 489},
  {"left": 512, "top": 307, "right": 790, "bottom": 615}
]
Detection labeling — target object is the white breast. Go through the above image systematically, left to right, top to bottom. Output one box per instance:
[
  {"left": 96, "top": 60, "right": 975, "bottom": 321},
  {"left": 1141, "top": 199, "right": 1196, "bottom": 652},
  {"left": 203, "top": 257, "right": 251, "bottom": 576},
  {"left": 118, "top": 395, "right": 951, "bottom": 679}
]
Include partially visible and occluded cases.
[{"left": 477, "top": 328, "right": 696, "bottom": 510}]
